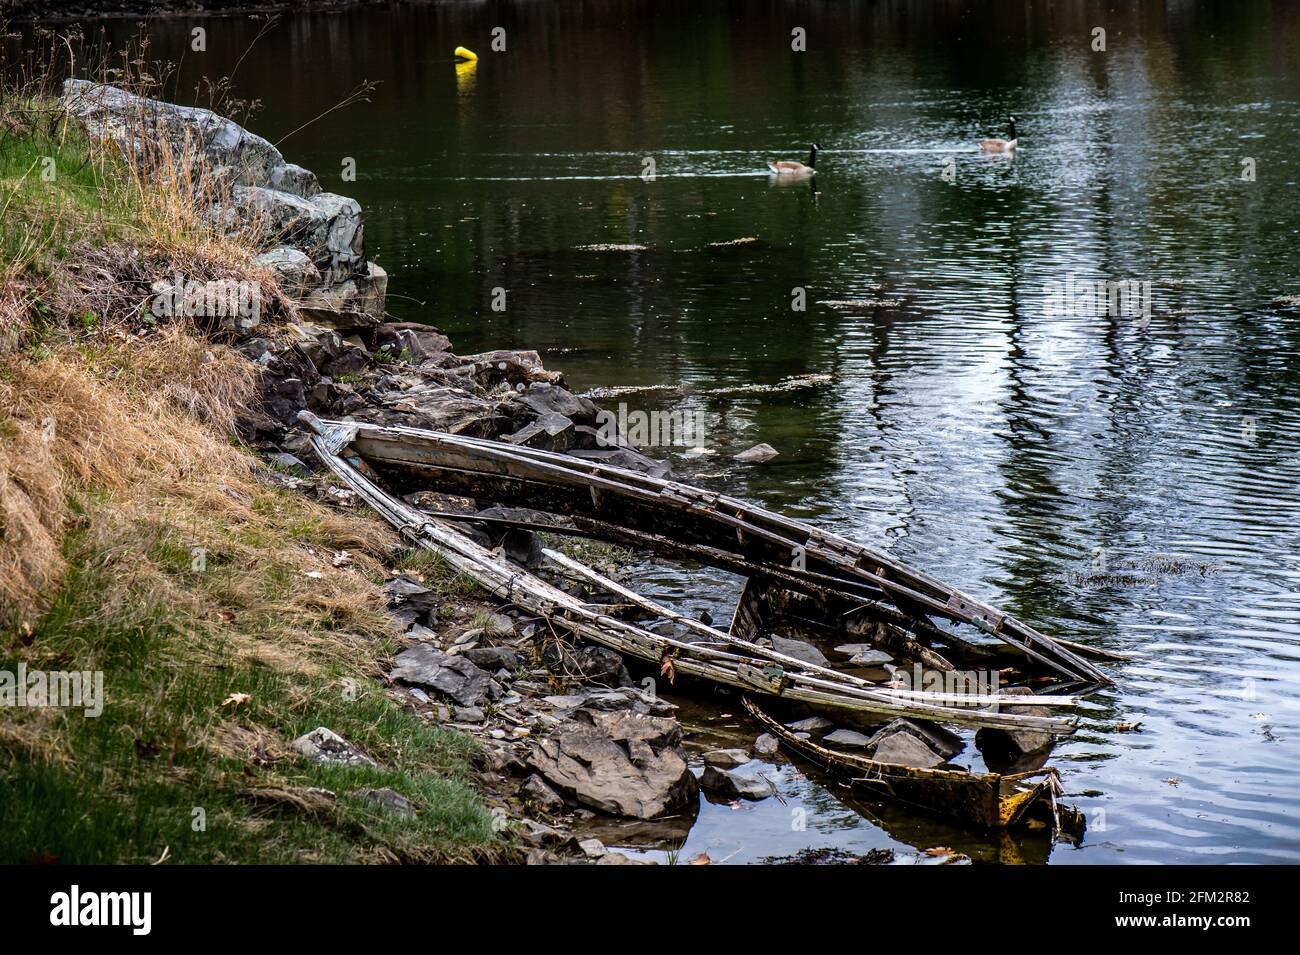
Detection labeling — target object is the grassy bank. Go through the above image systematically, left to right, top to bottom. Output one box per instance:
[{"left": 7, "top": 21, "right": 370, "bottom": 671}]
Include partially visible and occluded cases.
[{"left": 0, "top": 65, "right": 506, "bottom": 862}]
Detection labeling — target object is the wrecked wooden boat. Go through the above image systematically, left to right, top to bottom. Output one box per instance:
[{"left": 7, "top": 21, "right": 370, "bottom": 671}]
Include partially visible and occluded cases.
[
  {"left": 298, "top": 412, "right": 1112, "bottom": 828},
  {"left": 300, "top": 412, "right": 1082, "bottom": 733},
  {"left": 298, "top": 414, "right": 1115, "bottom": 689},
  {"left": 295, "top": 415, "right": 1115, "bottom": 719},
  {"left": 741, "top": 697, "right": 1075, "bottom": 831}
]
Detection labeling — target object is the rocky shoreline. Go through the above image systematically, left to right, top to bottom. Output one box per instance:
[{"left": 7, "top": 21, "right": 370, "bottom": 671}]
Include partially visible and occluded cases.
[{"left": 59, "top": 79, "right": 744, "bottom": 865}]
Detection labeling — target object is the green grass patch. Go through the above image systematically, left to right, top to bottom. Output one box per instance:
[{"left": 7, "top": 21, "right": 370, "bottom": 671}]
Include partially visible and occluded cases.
[{"left": 0, "top": 519, "right": 508, "bottom": 865}]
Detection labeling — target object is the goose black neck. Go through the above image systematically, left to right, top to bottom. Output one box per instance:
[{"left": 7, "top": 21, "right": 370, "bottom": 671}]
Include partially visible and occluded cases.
[
  {"left": 1009, "top": 121, "right": 1017, "bottom": 140},
  {"left": 808, "top": 146, "right": 818, "bottom": 168}
]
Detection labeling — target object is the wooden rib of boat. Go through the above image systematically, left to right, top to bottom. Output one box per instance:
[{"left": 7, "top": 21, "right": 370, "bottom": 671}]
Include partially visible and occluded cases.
[
  {"left": 298, "top": 412, "right": 1086, "bottom": 734},
  {"left": 741, "top": 696, "right": 1066, "bottom": 830}
]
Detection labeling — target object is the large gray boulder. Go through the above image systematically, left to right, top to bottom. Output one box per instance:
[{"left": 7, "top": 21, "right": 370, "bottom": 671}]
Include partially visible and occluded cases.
[
  {"left": 62, "top": 78, "right": 284, "bottom": 189},
  {"left": 61, "top": 80, "right": 384, "bottom": 325},
  {"left": 528, "top": 710, "right": 697, "bottom": 819}
]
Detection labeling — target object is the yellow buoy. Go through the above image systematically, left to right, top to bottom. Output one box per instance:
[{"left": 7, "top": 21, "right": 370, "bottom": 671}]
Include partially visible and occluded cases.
[{"left": 454, "top": 46, "right": 478, "bottom": 62}]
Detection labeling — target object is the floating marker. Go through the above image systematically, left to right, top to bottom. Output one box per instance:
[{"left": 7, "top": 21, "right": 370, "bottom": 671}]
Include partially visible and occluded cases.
[{"left": 454, "top": 46, "right": 478, "bottom": 62}]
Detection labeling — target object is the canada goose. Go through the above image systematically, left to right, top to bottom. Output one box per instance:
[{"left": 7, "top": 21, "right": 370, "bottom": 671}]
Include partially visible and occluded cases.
[
  {"left": 978, "top": 116, "right": 1018, "bottom": 152},
  {"left": 768, "top": 143, "right": 820, "bottom": 176}
]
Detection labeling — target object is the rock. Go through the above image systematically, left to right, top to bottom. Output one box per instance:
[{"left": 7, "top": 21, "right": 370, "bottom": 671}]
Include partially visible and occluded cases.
[
  {"left": 62, "top": 79, "right": 283, "bottom": 190},
  {"left": 268, "top": 162, "right": 321, "bottom": 198},
  {"left": 308, "top": 192, "right": 365, "bottom": 278},
  {"left": 254, "top": 247, "right": 321, "bottom": 296},
  {"left": 299, "top": 262, "right": 387, "bottom": 329},
  {"left": 287, "top": 322, "right": 343, "bottom": 372},
  {"left": 368, "top": 322, "right": 453, "bottom": 359},
  {"left": 322, "top": 342, "right": 372, "bottom": 378},
  {"left": 460, "top": 350, "right": 562, "bottom": 389},
  {"left": 255, "top": 373, "right": 308, "bottom": 427},
  {"left": 364, "top": 381, "right": 507, "bottom": 435},
  {"left": 516, "top": 382, "right": 598, "bottom": 423},
  {"left": 505, "top": 412, "right": 577, "bottom": 452},
  {"left": 734, "top": 442, "right": 779, "bottom": 463},
  {"left": 567, "top": 445, "right": 672, "bottom": 479},
  {"left": 267, "top": 451, "right": 309, "bottom": 475},
  {"left": 382, "top": 575, "right": 440, "bottom": 623},
  {"left": 407, "top": 623, "right": 438, "bottom": 642},
  {"left": 451, "top": 628, "right": 483, "bottom": 650},
  {"left": 770, "top": 635, "right": 829, "bottom": 667},
  {"left": 543, "top": 643, "right": 632, "bottom": 687},
  {"left": 834, "top": 643, "right": 893, "bottom": 666},
  {"left": 388, "top": 645, "right": 502, "bottom": 707},
  {"left": 462, "top": 645, "right": 522, "bottom": 672},
  {"left": 849, "top": 650, "right": 894, "bottom": 666},
  {"left": 543, "top": 687, "right": 675, "bottom": 718},
  {"left": 975, "top": 687, "right": 1055, "bottom": 761},
  {"left": 452, "top": 705, "right": 485, "bottom": 723},
  {"left": 528, "top": 710, "right": 697, "bottom": 819},
  {"left": 785, "top": 716, "right": 832, "bottom": 733},
  {"left": 868, "top": 718, "right": 964, "bottom": 760},
  {"left": 292, "top": 727, "right": 376, "bottom": 767},
  {"left": 823, "top": 729, "right": 872, "bottom": 749},
  {"left": 871, "top": 732, "right": 946, "bottom": 768},
  {"left": 753, "top": 733, "right": 780, "bottom": 758},
  {"left": 702, "top": 748, "right": 751, "bottom": 769},
  {"left": 482, "top": 749, "right": 529, "bottom": 777},
  {"left": 700, "top": 765, "right": 773, "bottom": 801},
  {"left": 520, "top": 774, "right": 567, "bottom": 814},
  {"left": 356, "top": 787, "right": 416, "bottom": 818},
  {"left": 519, "top": 818, "right": 568, "bottom": 847},
  {"left": 577, "top": 837, "right": 607, "bottom": 859}
]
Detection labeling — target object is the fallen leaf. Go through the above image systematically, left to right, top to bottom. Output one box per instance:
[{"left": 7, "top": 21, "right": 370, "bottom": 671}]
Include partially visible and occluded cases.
[
  {"left": 331, "top": 551, "right": 352, "bottom": 567},
  {"left": 659, "top": 653, "right": 676, "bottom": 685},
  {"left": 221, "top": 692, "right": 251, "bottom": 708},
  {"left": 1115, "top": 721, "right": 1143, "bottom": 732},
  {"left": 1163, "top": 777, "right": 1181, "bottom": 787},
  {"left": 924, "top": 846, "right": 953, "bottom": 857},
  {"left": 689, "top": 852, "right": 711, "bottom": 865}
]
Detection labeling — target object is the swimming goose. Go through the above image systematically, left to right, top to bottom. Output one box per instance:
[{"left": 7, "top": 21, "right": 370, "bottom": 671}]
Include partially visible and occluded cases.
[
  {"left": 978, "top": 116, "right": 1018, "bottom": 152},
  {"left": 768, "top": 143, "right": 820, "bottom": 176}
]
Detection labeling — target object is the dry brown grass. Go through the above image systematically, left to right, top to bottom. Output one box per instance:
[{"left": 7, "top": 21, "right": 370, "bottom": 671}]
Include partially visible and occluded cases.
[{"left": 0, "top": 340, "right": 399, "bottom": 672}]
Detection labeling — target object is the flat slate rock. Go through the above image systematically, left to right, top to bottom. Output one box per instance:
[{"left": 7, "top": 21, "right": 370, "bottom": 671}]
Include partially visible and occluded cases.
[
  {"left": 770, "top": 636, "right": 830, "bottom": 668},
  {"left": 389, "top": 645, "right": 502, "bottom": 708},
  {"left": 786, "top": 716, "right": 833, "bottom": 733},
  {"left": 868, "top": 718, "right": 964, "bottom": 760},
  {"left": 823, "top": 729, "right": 872, "bottom": 749},
  {"left": 870, "top": 732, "right": 947, "bottom": 769},
  {"left": 702, "top": 748, "right": 751, "bottom": 769},
  {"left": 700, "top": 765, "right": 773, "bottom": 801}
]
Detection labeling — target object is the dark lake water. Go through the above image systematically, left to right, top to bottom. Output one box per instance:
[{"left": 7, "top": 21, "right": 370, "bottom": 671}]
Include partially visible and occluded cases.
[{"left": 72, "top": 1, "right": 1300, "bottom": 863}]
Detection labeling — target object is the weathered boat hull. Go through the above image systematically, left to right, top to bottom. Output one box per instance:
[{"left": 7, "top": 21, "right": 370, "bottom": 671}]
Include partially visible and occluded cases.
[
  {"left": 298, "top": 413, "right": 1082, "bottom": 734},
  {"left": 311, "top": 416, "right": 1113, "bottom": 685},
  {"left": 741, "top": 697, "right": 1059, "bottom": 830}
]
